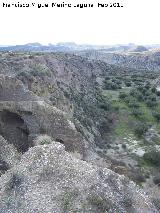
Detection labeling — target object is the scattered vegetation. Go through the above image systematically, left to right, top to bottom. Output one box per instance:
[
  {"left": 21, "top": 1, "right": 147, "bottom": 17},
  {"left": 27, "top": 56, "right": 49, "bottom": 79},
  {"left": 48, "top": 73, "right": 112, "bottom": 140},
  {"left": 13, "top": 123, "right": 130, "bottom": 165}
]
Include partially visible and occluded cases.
[
  {"left": 30, "top": 64, "right": 52, "bottom": 76},
  {"left": 102, "top": 72, "right": 160, "bottom": 140},
  {"left": 103, "top": 77, "right": 122, "bottom": 90}
]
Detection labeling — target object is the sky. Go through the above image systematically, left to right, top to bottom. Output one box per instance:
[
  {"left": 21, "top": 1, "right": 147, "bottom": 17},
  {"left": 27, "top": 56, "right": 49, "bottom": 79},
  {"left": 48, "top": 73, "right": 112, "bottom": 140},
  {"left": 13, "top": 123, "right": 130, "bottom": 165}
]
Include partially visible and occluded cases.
[{"left": 0, "top": 0, "right": 160, "bottom": 45}]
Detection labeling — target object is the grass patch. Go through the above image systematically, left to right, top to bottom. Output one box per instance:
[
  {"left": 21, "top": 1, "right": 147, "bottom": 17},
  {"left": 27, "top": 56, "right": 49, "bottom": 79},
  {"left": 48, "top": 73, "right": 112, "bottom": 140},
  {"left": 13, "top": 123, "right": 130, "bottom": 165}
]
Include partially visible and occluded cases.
[
  {"left": 102, "top": 81, "right": 160, "bottom": 140},
  {"left": 138, "top": 103, "right": 155, "bottom": 122},
  {"left": 114, "top": 110, "right": 134, "bottom": 138}
]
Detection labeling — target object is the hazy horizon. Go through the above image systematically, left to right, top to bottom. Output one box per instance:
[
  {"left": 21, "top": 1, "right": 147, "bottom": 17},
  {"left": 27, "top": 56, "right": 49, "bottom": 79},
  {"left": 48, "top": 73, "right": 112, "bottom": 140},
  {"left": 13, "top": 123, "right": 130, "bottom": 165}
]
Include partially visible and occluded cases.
[{"left": 1, "top": 42, "right": 160, "bottom": 47}]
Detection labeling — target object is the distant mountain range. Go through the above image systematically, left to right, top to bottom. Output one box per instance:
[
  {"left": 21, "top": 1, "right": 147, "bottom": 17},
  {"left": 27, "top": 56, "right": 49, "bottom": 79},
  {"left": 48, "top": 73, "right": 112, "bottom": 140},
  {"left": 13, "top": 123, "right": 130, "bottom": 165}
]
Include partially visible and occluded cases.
[
  {"left": 0, "top": 42, "right": 160, "bottom": 53},
  {"left": 0, "top": 42, "right": 105, "bottom": 52},
  {"left": 1, "top": 43, "right": 160, "bottom": 71}
]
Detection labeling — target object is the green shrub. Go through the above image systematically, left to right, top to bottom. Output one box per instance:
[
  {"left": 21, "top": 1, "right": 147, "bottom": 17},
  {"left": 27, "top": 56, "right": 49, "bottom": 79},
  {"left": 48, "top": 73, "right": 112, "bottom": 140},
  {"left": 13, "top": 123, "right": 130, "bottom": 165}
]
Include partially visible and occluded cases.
[
  {"left": 28, "top": 55, "right": 34, "bottom": 59},
  {"left": 30, "top": 64, "right": 51, "bottom": 77},
  {"left": 105, "top": 76, "right": 110, "bottom": 80},
  {"left": 104, "top": 81, "right": 121, "bottom": 90},
  {"left": 125, "top": 81, "right": 132, "bottom": 87},
  {"left": 111, "top": 82, "right": 121, "bottom": 90},
  {"left": 135, "top": 82, "right": 144, "bottom": 86},
  {"left": 145, "top": 82, "right": 151, "bottom": 90},
  {"left": 137, "top": 85, "right": 144, "bottom": 91},
  {"left": 140, "top": 87, "right": 148, "bottom": 95},
  {"left": 151, "top": 87, "right": 157, "bottom": 93},
  {"left": 129, "top": 89, "right": 138, "bottom": 96},
  {"left": 129, "top": 89, "right": 143, "bottom": 101},
  {"left": 143, "top": 90, "right": 152, "bottom": 97},
  {"left": 63, "top": 91, "right": 70, "bottom": 98},
  {"left": 156, "top": 91, "right": 160, "bottom": 96},
  {"left": 119, "top": 92, "right": 128, "bottom": 99},
  {"left": 136, "top": 93, "right": 144, "bottom": 101},
  {"left": 148, "top": 95, "right": 157, "bottom": 102},
  {"left": 124, "top": 97, "right": 131, "bottom": 104},
  {"left": 128, "top": 100, "right": 140, "bottom": 108},
  {"left": 146, "top": 100, "right": 157, "bottom": 108},
  {"left": 99, "top": 102, "right": 111, "bottom": 111},
  {"left": 113, "top": 105, "right": 119, "bottom": 111},
  {"left": 131, "top": 109, "right": 143, "bottom": 117},
  {"left": 152, "top": 111, "right": 160, "bottom": 121},
  {"left": 134, "top": 122, "right": 149, "bottom": 137},
  {"left": 40, "top": 139, "right": 51, "bottom": 145},
  {"left": 122, "top": 144, "right": 127, "bottom": 149},
  {"left": 143, "top": 150, "right": 160, "bottom": 166}
]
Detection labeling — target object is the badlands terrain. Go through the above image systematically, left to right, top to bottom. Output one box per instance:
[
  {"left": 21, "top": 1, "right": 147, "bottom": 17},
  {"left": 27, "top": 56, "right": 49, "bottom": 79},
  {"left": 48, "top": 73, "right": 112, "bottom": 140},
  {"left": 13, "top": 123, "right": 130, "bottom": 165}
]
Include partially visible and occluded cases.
[{"left": 0, "top": 44, "right": 160, "bottom": 212}]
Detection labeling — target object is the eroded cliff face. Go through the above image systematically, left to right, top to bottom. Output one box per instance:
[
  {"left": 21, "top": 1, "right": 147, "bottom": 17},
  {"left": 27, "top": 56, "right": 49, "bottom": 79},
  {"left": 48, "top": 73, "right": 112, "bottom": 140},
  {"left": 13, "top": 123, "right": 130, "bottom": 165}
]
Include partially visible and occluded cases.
[
  {"left": 77, "top": 49, "right": 160, "bottom": 72},
  {"left": 0, "top": 52, "right": 158, "bottom": 212},
  {"left": 0, "top": 53, "right": 118, "bottom": 147},
  {"left": 0, "top": 74, "right": 87, "bottom": 157},
  {"left": 0, "top": 140, "right": 158, "bottom": 213}
]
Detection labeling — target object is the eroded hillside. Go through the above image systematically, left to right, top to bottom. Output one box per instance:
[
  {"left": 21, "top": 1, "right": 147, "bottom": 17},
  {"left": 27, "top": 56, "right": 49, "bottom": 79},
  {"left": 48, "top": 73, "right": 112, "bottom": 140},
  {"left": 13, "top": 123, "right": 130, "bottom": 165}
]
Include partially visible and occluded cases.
[
  {"left": 77, "top": 49, "right": 160, "bottom": 71},
  {"left": 0, "top": 52, "right": 159, "bottom": 212}
]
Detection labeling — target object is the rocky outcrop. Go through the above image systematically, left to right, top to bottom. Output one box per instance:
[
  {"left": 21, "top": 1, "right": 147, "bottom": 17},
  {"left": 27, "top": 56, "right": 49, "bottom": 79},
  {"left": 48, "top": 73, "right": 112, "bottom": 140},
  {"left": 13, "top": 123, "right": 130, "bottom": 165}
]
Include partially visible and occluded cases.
[
  {"left": 0, "top": 53, "right": 120, "bottom": 152},
  {"left": 0, "top": 75, "right": 86, "bottom": 157},
  {"left": 0, "top": 141, "right": 158, "bottom": 213}
]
